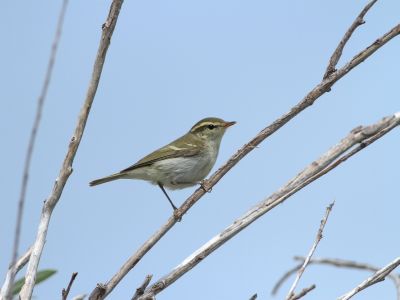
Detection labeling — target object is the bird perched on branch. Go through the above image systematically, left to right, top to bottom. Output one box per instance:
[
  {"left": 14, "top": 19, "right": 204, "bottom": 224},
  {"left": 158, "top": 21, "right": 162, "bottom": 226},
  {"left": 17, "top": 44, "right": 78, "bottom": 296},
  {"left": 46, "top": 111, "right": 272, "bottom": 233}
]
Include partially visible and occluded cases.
[{"left": 90, "top": 117, "right": 235, "bottom": 210}]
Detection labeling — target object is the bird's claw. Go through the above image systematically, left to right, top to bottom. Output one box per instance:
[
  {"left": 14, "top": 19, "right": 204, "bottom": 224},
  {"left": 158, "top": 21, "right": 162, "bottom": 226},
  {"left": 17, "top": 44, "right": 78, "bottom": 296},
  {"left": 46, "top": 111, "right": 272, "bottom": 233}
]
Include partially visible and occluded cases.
[
  {"left": 200, "top": 179, "right": 212, "bottom": 193},
  {"left": 173, "top": 208, "right": 182, "bottom": 222}
]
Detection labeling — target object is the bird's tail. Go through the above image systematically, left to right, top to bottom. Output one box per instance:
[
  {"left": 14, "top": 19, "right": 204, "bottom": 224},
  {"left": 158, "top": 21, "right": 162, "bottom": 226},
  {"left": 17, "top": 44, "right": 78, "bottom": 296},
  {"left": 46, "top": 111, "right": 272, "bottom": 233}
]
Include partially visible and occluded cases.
[{"left": 89, "top": 173, "right": 124, "bottom": 186}]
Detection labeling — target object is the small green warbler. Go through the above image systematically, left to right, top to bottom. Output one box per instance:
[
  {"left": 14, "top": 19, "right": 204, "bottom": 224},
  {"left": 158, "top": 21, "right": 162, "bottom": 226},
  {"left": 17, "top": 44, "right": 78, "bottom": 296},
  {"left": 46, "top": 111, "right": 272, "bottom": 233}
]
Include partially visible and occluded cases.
[{"left": 90, "top": 117, "right": 235, "bottom": 210}]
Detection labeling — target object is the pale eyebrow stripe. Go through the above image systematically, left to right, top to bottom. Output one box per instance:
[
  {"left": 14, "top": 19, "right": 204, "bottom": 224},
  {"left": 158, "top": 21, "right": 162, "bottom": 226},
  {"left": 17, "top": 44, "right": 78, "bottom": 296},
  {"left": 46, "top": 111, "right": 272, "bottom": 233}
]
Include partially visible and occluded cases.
[{"left": 191, "top": 122, "right": 222, "bottom": 132}]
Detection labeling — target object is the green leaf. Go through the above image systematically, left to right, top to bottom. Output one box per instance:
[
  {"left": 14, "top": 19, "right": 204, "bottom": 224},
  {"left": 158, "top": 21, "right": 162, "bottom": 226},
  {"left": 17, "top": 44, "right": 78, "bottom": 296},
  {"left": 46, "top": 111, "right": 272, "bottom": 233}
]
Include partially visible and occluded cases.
[{"left": 12, "top": 269, "right": 57, "bottom": 295}]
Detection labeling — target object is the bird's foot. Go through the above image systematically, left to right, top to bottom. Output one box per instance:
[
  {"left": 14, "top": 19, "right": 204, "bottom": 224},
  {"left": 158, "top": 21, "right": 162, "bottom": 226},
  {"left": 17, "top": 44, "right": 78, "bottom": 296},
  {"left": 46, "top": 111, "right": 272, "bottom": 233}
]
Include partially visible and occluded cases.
[
  {"left": 199, "top": 179, "right": 212, "bottom": 193},
  {"left": 173, "top": 208, "right": 182, "bottom": 222}
]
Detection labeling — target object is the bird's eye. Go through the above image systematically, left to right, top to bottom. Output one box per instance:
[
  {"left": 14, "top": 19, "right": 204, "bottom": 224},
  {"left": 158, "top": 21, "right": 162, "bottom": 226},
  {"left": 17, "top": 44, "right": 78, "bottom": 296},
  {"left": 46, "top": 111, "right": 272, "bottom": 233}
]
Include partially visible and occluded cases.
[{"left": 208, "top": 124, "right": 216, "bottom": 130}]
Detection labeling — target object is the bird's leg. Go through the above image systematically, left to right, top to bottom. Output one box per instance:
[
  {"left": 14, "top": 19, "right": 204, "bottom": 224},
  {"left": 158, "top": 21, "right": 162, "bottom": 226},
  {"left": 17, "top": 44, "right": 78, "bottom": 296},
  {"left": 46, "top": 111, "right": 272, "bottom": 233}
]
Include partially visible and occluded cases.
[
  {"left": 199, "top": 179, "right": 212, "bottom": 193},
  {"left": 158, "top": 182, "right": 178, "bottom": 211},
  {"left": 158, "top": 183, "right": 182, "bottom": 221}
]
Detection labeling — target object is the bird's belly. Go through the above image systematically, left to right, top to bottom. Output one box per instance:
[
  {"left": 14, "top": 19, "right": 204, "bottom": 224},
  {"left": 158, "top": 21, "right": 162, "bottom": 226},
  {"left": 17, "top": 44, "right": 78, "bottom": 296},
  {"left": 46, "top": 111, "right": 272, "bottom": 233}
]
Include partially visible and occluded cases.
[{"left": 152, "top": 156, "right": 213, "bottom": 190}]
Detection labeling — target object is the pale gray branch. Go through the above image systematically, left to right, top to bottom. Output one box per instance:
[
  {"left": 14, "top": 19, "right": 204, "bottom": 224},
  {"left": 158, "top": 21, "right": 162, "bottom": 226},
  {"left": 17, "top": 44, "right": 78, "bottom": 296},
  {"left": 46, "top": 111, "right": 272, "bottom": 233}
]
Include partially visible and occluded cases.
[
  {"left": 323, "top": 0, "right": 378, "bottom": 79},
  {"left": 2, "top": 1, "right": 69, "bottom": 300},
  {"left": 17, "top": 1, "right": 124, "bottom": 299},
  {"left": 88, "top": 12, "right": 400, "bottom": 299},
  {"left": 136, "top": 113, "right": 400, "bottom": 299},
  {"left": 286, "top": 202, "right": 334, "bottom": 300},
  {"left": 0, "top": 247, "right": 32, "bottom": 299},
  {"left": 338, "top": 257, "right": 400, "bottom": 300}
]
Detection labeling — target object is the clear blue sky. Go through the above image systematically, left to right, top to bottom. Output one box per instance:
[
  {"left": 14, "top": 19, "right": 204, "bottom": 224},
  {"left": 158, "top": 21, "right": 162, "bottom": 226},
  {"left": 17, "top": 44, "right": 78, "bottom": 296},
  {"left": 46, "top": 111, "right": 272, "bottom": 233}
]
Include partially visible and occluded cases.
[{"left": 1, "top": 1, "right": 399, "bottom": 299}]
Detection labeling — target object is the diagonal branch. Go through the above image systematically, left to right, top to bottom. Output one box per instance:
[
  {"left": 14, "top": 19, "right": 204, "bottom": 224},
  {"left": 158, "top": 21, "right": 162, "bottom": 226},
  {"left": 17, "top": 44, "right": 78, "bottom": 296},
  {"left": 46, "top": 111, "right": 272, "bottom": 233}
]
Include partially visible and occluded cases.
[
  {"left": 323, "top": 0, "right": 378, "bottom": 79},
  {"left": 2, "top": 1, "right": 69, "bottom": 299},
  {"left": 17, "top": 1, "right": 124, "bottom": 299},
  {"left": 88, "top": 17, "right": 400, "bottom": 299},
  {"left": 136, "top": 113, "right": 400, "bottom": 299},
  {"left": 286, "top": 202, "right": 334, "bottom": 300},
  {"left": 338, "top": 257, "right": 400, "bottom": 300}
]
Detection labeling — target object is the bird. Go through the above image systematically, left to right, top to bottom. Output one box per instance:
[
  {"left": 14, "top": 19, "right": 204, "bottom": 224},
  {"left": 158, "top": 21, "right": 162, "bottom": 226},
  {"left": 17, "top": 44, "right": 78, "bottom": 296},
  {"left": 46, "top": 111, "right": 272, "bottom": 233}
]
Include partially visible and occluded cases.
[{"left": 89, "top": 117, "right": 235, "bottom": 210}]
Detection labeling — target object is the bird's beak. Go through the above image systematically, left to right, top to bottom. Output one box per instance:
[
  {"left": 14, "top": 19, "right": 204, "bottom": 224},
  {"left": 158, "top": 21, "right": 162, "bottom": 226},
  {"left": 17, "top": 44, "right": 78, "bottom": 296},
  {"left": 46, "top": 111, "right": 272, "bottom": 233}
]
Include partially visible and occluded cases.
[{"left": 223, "top": 121, "right": 236, "bottom": 128}]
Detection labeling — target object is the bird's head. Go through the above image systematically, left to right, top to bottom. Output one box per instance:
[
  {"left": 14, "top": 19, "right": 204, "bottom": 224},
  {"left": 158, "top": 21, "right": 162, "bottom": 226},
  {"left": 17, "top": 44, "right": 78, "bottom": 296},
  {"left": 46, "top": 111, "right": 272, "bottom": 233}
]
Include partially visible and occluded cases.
[{"left": 189, "top": 117, "right": 236, "bottom": 144}]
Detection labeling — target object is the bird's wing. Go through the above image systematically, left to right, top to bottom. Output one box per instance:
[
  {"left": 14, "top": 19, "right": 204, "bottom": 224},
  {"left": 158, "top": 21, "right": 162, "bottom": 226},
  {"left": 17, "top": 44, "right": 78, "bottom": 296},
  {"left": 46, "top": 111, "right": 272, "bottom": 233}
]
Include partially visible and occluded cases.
[{"left": 120, "top": 134, "right": 202, "bottom": 174}]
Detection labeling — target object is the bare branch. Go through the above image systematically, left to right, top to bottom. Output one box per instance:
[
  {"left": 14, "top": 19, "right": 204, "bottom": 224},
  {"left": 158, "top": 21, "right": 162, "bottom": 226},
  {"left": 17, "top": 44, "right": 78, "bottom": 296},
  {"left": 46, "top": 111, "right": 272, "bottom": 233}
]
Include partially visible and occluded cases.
[
  {"left": 323, "top": 0, "right": 378, "bottom": 79},
  {"left": 2, "top": 1, "right": 69, "bottom": 299},
  {"left": 17, "top": 1, "right": 124, "bottom": 299},
  {"left": 88, "top": 16, "right": 400, "bottom": 299},
  {"left": 136, "top": 113, "right": 400, "bottom": 299},
  {"left": 286, "top": 202, "right": 334, "bottom": 299},
  {"left": 0, "top": 247, "right": 32, "bottom": 299},
  {"left": 274, "top": 257, "right": 400, "bottom": 299},
  {"left": 338, "top": 257, "right": 400, "bottom": 300},
  {"left": 62, "top": 272, "right": 78, "bottom": 300},
  {"left": 132, "top": 275, "right": 153, "bottom": 300},
  {"left": 291, "top": 284, "right": 316, "bottom": 300}
]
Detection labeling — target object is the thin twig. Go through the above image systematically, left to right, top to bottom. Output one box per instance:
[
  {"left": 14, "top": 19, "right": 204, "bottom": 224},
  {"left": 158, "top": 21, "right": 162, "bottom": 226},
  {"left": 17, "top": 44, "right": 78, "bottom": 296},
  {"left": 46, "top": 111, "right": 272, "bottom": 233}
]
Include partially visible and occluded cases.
[
  {"left": 323, "top": 0, "right": 378, "bottom": 79},
  {"left": 3, "top": 1, "right": 69, "bottom": 300},
  {"left": 17, "top": 1, "right": 124, "bottom": 299},
  {"left": 88, "top": 18, "right": 400, "bottom": 300},
  {"left": 136, "top": 113, "right": 400, "bottom": 299},
  {"left": 286, "top": 202, "right": 334, "bottom": 299},
  {"left": 338, "top": 257, "right": 400, "bottom": 300},
  {"left": 62, "top": 272, "right": 78, "bottom": 300},
  {"left": 132, "top": 275, "right": 153, "bottom": 300},
  {"left": 291, "top": 284, "right": 316, "bottom": 300}
]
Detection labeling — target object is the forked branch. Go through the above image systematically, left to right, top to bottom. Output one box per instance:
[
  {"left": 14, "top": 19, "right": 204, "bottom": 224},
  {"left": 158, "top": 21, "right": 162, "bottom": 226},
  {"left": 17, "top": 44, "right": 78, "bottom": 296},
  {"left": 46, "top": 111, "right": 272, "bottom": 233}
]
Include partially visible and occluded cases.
[
  {"left": 323, "top": 0, "right": 378, "bottom": 79},
  {"left": 131, "top": 275, "right": 153, "bottom": 300}
]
